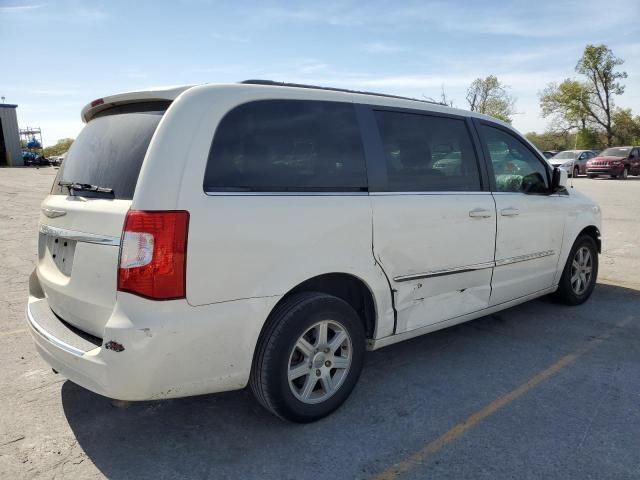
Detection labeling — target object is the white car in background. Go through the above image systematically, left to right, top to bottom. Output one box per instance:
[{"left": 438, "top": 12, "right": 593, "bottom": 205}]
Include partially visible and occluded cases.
[
  {"left": 27, "top": 81, "right": 602, "bottom": 422},
  {"left": 550, "top": 150, "right": 597, "bottom": 177},
  {"left": 49, "top": 153, "right": 66, "bottom": 166}
]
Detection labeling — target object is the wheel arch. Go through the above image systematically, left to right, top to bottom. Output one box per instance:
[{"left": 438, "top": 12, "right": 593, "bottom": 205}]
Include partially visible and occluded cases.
[
  {"left": 579, "top": 225, "right": 601, "bottom": 253},
  {"left": 262, "top": 273, "right": 378, "bottom": 342}
]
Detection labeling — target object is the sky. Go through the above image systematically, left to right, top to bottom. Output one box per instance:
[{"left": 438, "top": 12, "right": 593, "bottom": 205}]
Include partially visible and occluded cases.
[{"left": 1, "top": 0, "right": 639, "bottom": 146}]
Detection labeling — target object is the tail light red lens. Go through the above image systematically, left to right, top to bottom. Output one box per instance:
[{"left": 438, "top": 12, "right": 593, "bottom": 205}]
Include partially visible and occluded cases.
[{"left": 118, "top": 210, "right": 189, "bottom": 300}]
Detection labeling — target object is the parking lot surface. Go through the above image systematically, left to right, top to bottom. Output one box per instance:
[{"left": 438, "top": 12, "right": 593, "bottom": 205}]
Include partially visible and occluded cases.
[{"left": 1, "top": 168, "right": 639, "bottom": 479}]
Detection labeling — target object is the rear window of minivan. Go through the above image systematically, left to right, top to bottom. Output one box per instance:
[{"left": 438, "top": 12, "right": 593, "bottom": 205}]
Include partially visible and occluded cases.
[
  {"left": 204, "top": 100, "right": 367, "bottom": 192},
  {"left": 51, "top": 102, "right": 170, "bottom": 200}
]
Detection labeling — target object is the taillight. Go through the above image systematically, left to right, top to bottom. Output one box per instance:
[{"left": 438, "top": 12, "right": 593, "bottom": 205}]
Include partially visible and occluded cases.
[{"left": 118, "top": 210, "right": 189, "bottom": 300}]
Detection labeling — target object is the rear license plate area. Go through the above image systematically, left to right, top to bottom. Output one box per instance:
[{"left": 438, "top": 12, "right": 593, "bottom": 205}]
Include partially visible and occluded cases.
[{"left": 46, "top": 236, "right": 76, "bottom": 276}]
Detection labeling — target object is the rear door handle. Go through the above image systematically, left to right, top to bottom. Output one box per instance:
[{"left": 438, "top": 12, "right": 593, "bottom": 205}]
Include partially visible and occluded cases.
[
  {"left": 501, "top": 207, "right": 520, "bottom": 216},
  {"left": 469, "top": 208, "right": 493, "bottom": 218}
]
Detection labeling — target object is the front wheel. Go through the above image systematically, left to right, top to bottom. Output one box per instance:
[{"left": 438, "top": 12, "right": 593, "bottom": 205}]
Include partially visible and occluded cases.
[
  {"left": 573, "top": 166, "right": 579, "bottom": 178},
  {"left": 620, "top": 167, "right": 629, "bottom": 179},
  {"left": 588, "top": 174, "right": 597, "bottom": 179},
  {"left": 554, "top": 235, "right": 598, "bottom": 305},
  {"left": 250, "top": 292, "right": 365, "bottom": 422}
]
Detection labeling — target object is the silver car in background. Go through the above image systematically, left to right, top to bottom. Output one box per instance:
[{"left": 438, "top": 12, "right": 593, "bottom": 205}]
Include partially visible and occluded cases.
[{"left": 550, "top": 150, "right": 597, "bottom": 177}]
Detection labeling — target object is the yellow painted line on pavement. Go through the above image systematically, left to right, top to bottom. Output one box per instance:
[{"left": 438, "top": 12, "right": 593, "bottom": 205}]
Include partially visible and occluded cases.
[{"left": 371, "top": 319, "right": 631, "bottom": 480}]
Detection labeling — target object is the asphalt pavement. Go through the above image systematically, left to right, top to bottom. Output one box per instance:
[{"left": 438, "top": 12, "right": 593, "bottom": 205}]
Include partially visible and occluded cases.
[{"left": 1, "top": 168, "right": 638, "bottom": 479}]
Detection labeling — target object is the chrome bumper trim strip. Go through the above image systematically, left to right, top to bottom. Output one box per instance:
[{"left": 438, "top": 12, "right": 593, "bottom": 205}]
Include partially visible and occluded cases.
[{"left": 39, "top": 224, "right": 121, "bottom": 246}]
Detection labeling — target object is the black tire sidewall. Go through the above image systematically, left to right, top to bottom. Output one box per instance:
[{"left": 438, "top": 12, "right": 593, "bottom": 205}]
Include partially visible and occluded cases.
[
  {"left": 557, "top": 235, "right": 598, "bottom": 305},
  {"left": 261, "top": 294, "right": 365, "bottom": 422}
]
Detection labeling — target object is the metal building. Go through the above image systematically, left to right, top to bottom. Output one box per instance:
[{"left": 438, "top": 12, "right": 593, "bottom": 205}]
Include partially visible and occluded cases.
[{"left": 0, "top": 104, "right": 23, "bottom": 166}]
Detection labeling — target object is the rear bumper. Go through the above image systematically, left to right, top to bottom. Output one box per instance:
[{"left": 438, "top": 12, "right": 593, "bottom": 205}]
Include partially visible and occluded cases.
[{"left": 27, "top": 291, "right": 280, "bottom": 401}]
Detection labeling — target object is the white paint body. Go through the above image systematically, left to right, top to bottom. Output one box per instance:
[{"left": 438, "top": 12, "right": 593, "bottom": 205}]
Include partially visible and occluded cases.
[{"left": 27, "top": 84, "right": 601, "bottom": 400}]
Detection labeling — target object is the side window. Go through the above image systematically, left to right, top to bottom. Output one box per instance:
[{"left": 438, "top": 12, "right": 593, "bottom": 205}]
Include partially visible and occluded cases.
[
  {"left": 204, "top": 100, "right": 367, "bottom": 192},
  {"left": 373, "top": 110, "right": 481, "bottom": 192},
  {"left": 480, "top": 125, "right": 549, "bottom": 194},
  {"left": 631, "top": 149, "right": 639, "bottom": 159}
]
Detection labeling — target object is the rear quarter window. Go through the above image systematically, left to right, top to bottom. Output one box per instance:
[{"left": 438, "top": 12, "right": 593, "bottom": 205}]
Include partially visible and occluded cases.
[{"left": 203, "top": 100, "right": 367, "bottom": 192}]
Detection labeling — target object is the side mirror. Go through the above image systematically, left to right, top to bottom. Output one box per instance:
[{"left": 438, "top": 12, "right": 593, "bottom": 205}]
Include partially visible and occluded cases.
[{"left": 551, "top": 167, "right": 568, "bottom": 192}]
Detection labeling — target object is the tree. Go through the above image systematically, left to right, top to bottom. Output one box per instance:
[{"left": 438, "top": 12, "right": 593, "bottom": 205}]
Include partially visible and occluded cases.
[
  {"left": 539, "top": 44, "right": 627, "bottom": 147},
  {"left": 577, "top": 44, "right": 627, "bottom": 146},
  {"left": 465, "top": 75, "right": 516, "bottom": 123},
  {"left": 540, "top": 79, "right": 590, "bottom": 132},
  {"left": 424, "top": 85, "right": 454, "bottom": 107},
  {"left": 611, "top": 108, "right": 640, "bottom": 145},
  {"left": 575, "top": 128, "right": 603, "bottom": 150},
  {"left": 526, "top": 130, "right": 575, "bottom": 152},
  {"left": 43, "top": 138, "right": 74, "bottom": 158}
]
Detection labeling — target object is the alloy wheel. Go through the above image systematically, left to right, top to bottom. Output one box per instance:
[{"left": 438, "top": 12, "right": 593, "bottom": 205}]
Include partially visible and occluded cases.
[
  {"left": 571, "top": 246, "right": 593, "bottom": 295},
  {"left": 287, "top": 320, "right": 352, "bottom": 404}
]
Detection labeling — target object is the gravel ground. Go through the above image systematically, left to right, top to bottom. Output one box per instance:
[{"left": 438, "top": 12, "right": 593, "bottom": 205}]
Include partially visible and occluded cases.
[{"left": 0, "top": 167, "right": 639, "bottom": 479}]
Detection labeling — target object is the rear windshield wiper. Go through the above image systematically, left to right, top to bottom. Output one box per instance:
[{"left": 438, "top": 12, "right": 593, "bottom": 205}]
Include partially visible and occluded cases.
[{"left": 58, "top": 181, "right": 114, "bottom": 195}]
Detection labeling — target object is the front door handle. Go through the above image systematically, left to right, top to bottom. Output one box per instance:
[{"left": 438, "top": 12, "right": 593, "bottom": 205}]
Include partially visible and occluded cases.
[
  {"left": 501, "top": 207, "right": 520, "bottom": 216},
  {"left": 469, "top": 208, "right": 493, "bottom": 218}
]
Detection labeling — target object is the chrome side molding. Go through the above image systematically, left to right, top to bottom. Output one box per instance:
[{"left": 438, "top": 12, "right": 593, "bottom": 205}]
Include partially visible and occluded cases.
[
  {"left": 39, "top": 224, "right": 121, "bottom": 247},
  {"left": 393, "top": 250, "right": 555, "bottom": 282},
  {"left": 494, "top": 250, "right": 555, "bottom": 267},
  {"left": 394, "top": 261, "right": 495, "bottom": 282}
]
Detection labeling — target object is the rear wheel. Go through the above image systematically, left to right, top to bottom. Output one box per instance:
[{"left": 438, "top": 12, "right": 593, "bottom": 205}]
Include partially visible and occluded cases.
[
  {"left": 554, "top": 235, "right": 598, "bottom": 305},
  {"left": 250, "top": 292, "right": 365, "bottom": 423}
]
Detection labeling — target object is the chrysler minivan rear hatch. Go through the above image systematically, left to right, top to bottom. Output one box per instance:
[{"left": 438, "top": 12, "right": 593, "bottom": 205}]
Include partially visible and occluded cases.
[{"left": 37, "top": 101, "right": 170, "bottom": 337}]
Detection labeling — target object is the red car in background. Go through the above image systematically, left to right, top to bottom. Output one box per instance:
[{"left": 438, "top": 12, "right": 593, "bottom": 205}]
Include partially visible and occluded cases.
[{"left": 586, "top": 146, "right": 640, "bottom": 179}]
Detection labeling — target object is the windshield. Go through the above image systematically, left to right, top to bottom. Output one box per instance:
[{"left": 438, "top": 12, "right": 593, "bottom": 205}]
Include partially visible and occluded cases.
[
  {"left": 51, "top": 102, "right": 169, "bottom": 199},
  {"left": 599, "top": 147, "right": 630, "bottom": 157},
  {"left": 552, "top": 151, "right": 578, "bottom": 160}
]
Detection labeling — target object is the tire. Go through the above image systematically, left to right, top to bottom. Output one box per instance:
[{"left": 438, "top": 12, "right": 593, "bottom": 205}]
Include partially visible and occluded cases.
[
  {"left": 573, "top": 166, "right": 579, "bottom": 178},
  {"left": 620, "top": 167, "right": 629, "bottom": 180},
  {"left": 588, "top": 174, "right": 597, "bottom": 179},
  {"left": 554, "top": 235, "right": 598, "bottom": 305},
  {"left": 250, "top": 292, "right": 365, "bottom": 423}
]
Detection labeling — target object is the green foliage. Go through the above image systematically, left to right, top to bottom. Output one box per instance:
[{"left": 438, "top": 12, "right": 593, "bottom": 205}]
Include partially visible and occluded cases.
[
  {"left": 538, "top": 44, "right": 627, "bottom": 147},
  {"left": 576, "top": 45, "right": 627, "bottom": 98},
  {"left": 465, "top": 75, "right": 516, "bottom": 123},
  {"left": 540, "top": 79, "right": 589, "bottom": 131},
  {"left": 611, "top": 108, "right": 640, "bottom": 145},
  {"left": 575, "top": 128, "right": 603, "bottom": 150},
  {"left": 527, "top": 129, "right": 604, "bottom": 152},
  {"left": 525, "top": 131, "right": 574, "bottom": 151},
  {"left": 43, "top": 138, "right": 74, "bottom": 158}
]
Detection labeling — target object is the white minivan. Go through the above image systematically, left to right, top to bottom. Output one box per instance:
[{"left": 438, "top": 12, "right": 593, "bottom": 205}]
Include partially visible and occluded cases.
[{"left": 27, "top": 81, "right": 601, "bottom": 422}]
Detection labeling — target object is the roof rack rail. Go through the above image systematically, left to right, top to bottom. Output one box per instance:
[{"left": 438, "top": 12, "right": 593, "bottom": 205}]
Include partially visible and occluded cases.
[{"left": 240, "top": 79, "right": 444, "bottom": 106}]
